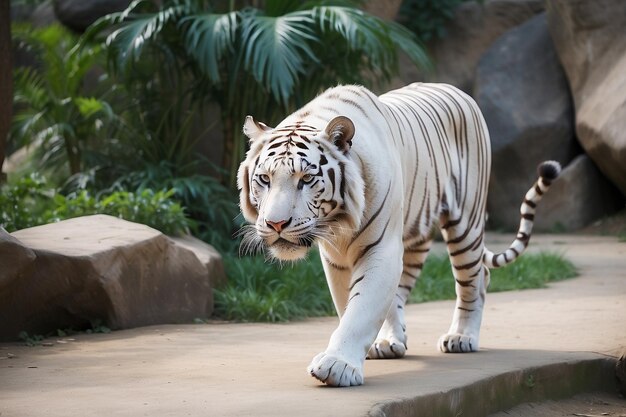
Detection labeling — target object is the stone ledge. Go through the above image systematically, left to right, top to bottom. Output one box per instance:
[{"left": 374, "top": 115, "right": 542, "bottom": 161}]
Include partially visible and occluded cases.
[{"left": 370, "top": 357, "right": 617, "bottom": 417}]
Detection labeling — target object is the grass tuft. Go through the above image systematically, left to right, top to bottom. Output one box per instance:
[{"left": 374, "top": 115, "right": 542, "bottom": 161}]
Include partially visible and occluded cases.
[
  {"left": 216, "top": 251, "right": 577, "bottom": 322},
  {"left": 409, "top": 252, "right": 577, "bottom": 303},
  {"left": 214, "top": 253, "right": 334, "bottom": 322}
]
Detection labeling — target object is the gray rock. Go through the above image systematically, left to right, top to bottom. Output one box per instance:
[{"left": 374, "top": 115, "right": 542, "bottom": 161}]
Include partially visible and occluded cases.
[
  {"left": 53, "top": 0, "right": 130, "bottom": 32},
  {"left": 395, "top": 0, "right": 544, "bottom": 92},
  {"left": 547, "top": 0, "right": 626, "bottom": 196},
  {"left": 475, "top": 13, "right": 580, "bottom": 230},
  {"left": 534, "top": 155, "right": 625, "bottom": 231},
  {"left": 0, "top": 215, "right": 225, "bottom": 341}
]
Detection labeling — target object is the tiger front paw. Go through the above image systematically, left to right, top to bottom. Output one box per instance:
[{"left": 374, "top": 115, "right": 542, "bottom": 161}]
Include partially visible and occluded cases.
[
  {"left": 438, "top": 333, "right": 479, "bottom": 353},
  {"left": 367, "top": 338, "right": 407, "bottom": 359},
  {"left": 307, "top": 352, "right": 363, "bottom": 387}
]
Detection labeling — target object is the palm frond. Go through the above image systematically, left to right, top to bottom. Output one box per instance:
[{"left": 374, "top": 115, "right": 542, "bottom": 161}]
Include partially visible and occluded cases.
[
  {"left": 97, "top": 0, "right": 187, "bottom": 71},
  {"left": 240, "top": 10, "right": 318, "bottom": 104},
  {"left": 179, "top": 11, "right": 239, "bottom": 82}
]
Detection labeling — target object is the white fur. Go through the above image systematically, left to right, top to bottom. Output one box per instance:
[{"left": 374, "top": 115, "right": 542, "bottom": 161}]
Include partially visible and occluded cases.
[{"left": 238, "top": 83, "right": 558, "bottom": 386}]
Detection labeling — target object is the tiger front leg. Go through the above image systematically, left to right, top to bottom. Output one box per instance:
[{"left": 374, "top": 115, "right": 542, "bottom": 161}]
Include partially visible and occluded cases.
[
  {"left": 368, "top": 239, "right": 432, "bottom": 359},
  {"left": 308, "top": 241, "right": 403, "bottom": 386}
]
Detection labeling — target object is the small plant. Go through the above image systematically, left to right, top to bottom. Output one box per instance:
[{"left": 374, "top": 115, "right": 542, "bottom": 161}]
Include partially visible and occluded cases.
[
  {"left": 86, "top": 319, "right": 111, "bottom": 334},
  {"left": 18, "top": 331, "right": 44, "bottom": 347},
  {"left": 524, "top": 374, "right": 536, "bottom": 388}
]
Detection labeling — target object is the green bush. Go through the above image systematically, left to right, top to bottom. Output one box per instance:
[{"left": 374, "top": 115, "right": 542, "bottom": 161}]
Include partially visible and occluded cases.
[
  {"left": 113, "top": 161, "right": 239, "bottom": 253},
  {"left": 0, "top": 173, "right": 51, "bottom": 232},
  {"left": 1, "top": 174, "right": 191, "bottom": 235}
]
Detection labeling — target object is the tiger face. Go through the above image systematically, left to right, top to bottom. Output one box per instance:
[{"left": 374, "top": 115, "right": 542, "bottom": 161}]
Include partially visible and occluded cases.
[{"left": 237, "top": 115, "right": 365, "bottom": 261}]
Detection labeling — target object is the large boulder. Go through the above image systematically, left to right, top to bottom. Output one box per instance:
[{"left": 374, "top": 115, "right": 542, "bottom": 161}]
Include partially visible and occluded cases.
[
  {"left": 52, "top": 0, "right": 130, "bottom": 32},
  {"left": 396, "top": 0, "right": 544, "bottom": 92},
  {"left": 547, "top": 0, "right": 626, "bottom": 195},
  {"left": 475, "top": 13, "right": 580, "bottom": 230},
  {"left": 534, "top": 155, "right": 625, "bottom": 231},
  {"left": 0, "top": 215, "right": 225, "bottom": 341},
  {"left": 0, "top": 227, "right": 36, "bottom": 282}
]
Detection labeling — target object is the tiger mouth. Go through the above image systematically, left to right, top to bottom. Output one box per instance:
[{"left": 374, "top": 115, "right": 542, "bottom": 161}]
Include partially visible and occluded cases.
[{"left": 270, "top": 237, "right": 313, "bottom": 249}]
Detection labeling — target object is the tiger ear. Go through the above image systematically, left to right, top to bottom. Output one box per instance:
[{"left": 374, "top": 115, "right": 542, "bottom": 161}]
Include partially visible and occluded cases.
[
  {"left": 243, "top": 116, "right": 272, "bottom": 142},
  {"left": 325, "top": 116, "right": 355, "bottom": 153},
  {"left": 237, "top": 164, "right": 258, "bottom": 224}
]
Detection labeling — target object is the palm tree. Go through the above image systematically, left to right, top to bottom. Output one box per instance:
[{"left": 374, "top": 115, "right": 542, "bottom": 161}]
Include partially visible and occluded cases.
[{"left": 88, "top": 0, "right": 431, "bottom": 184}]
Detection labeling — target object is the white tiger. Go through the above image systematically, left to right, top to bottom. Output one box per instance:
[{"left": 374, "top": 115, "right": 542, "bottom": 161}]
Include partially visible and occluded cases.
[{"left": 237, "top": 83, "right": 560, "bottom": 387}]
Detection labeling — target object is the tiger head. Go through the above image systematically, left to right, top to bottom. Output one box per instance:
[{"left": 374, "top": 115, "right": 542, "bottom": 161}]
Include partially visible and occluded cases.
[{"left": 237, "top": 115, "right": 365, "bottom": 261}]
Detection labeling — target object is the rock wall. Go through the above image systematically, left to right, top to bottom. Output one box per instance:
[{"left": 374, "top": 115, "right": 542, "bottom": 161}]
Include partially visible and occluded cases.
[
  {"left": 398, "top": 0, "right": 625, "bottom": 230},
  {"left": 401, "top": 0, "right": 545, "bottom": 93},
  {"left": 547, "top": 0, "right": 626, "bottom": 196}
]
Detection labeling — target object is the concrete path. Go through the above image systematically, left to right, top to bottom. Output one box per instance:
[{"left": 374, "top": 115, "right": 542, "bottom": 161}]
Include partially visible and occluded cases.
[{"left": 1, "top": 235, "right": 625, "bottom": 416}]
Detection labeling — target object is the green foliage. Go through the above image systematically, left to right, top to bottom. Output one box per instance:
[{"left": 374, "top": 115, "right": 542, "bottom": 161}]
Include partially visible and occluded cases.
[
  {"left": 87, "top": 0, "right": 431, "bottom": 184},
  {"left": 399, "top": 0, "right": 466, "bottom": 42},
  {"left": 10, "top": 24, "right": 122, "bottom": 176},
  {"left": 112, "top": 161, "right": 239, "bottom": 252},
  {"left": 0, "top": 173, "right": 52, "bottom": 231},
  {"left": 0, "top": 174, "right": 191, "bottom": 235},
  {"left": 214, "top": 250, "right": 576, "bottom": 322},
  {"left": 214, "top": 252, "right": 335, "bottom": 322},
  {"left": 409, "top": 252, "right": 578, "bottom": 303},
  {"left": 487, "top": 252, "right": 578, "bottom": 292},
  {"left": 409, "top": 253, "right": 457, "bottom": 303},
  {"left": 85, "top": 319, "right": 111, "bottom": 334},
  {"left": 17, "top": 320, "right": 110, "bottom": 346},
  {"left": 18, "top": 331, "right": 45, "bottom": 347}
]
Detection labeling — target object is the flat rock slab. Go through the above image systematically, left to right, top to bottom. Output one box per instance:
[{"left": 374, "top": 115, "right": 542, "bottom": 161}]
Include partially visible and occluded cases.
[
  {"left": 1, "top": 215, "right": 224, "bottom": 340},
  {"left": 1, "top": 235, "right": 624, "bottom": 416}
]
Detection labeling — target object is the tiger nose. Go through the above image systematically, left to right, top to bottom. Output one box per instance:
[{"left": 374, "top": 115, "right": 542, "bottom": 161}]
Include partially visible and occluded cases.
[{"left": 265, "top": 218, "right": 292, "bottom": 233}]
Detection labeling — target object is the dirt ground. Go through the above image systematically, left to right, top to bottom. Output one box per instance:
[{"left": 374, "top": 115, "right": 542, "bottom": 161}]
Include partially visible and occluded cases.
[{"left": 490, "top": 392, "right": 626, "bottom": 417}]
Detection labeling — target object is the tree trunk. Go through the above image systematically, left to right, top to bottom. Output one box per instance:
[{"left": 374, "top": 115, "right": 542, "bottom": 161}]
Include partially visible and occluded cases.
[
  {"left": 0, "top": 0, "right": 12, "bottom": 183},
  {"left": 363, "top": 0, "right": 403, "bottom": 21}
]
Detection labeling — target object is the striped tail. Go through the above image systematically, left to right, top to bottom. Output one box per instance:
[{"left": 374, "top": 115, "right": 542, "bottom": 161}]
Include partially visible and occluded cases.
[{"left": 483, "top": 160, "right": 561, "bottom": 269}]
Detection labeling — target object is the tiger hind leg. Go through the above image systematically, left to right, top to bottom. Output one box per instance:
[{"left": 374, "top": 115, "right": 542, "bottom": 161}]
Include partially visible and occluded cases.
[
  {"left": 438, "top": 216, "right": 488, "bottom": 353},
  {"left": 367, "top": 239, "right": 432, "bottom": 359}
]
